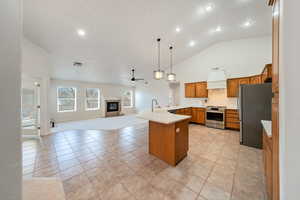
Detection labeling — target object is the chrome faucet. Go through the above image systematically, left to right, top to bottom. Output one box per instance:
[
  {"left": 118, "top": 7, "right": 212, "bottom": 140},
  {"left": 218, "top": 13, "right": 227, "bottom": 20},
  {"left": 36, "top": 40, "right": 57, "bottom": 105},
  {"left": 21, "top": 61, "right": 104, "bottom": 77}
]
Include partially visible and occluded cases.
[{"left": 152, "top": 98, "right": 159, "bottom": 112}]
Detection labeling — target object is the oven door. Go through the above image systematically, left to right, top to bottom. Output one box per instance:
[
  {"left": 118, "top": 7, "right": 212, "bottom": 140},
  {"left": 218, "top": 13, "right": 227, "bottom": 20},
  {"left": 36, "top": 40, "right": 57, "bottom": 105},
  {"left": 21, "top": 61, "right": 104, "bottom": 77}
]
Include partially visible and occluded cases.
[{"left": 206, "top": 111, "right": 224, "bottom": 122}]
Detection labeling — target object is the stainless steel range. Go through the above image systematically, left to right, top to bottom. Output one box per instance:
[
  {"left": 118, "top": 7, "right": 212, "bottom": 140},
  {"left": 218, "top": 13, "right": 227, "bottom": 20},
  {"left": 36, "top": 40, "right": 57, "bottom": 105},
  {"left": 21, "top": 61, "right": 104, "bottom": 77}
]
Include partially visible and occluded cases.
[{"left": 206, "top": 106, "right": 226, "bottom": 129}]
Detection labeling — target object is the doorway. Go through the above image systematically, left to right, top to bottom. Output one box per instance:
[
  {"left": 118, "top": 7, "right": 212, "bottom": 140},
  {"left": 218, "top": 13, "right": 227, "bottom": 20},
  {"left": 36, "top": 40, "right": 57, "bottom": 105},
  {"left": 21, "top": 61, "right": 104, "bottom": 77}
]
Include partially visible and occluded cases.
[{"left": 21, "top": 78, "right": 41, "bottom": 142}]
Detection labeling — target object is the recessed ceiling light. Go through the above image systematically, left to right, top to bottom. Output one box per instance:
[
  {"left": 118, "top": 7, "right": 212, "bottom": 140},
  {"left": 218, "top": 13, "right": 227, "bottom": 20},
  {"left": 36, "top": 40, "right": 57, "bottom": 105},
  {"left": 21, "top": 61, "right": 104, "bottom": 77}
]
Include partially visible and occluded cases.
[
  {"left": 198, "top": 3, "right": 214, "bottom": 15},
  {"left": 205, "top": 3, "right": 214, "bottom": 12},
  {"left": 242, "top": 19, "right": 255, "bottom": 28},
  {"left": 210, "top": 26, "right": 222, "bottom": 34},
  {"left": 215, "top": 26, "right": 222, "bottom": 32},
  {"left": 175, "top": 27, "right": 181, "bottom": 33},
  {"left": 77, "top": 29, "right": 86, "bottom": 37},
  {"left": 189, "top": 41, "right": 196, "bottom": 47}
]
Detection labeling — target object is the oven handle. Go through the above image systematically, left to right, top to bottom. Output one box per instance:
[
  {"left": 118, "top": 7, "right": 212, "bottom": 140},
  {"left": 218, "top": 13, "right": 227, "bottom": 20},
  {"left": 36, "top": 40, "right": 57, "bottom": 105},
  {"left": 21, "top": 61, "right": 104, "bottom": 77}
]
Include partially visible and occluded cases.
[{"left": 206, "top": 110, "right": 224, "bottom": 114}]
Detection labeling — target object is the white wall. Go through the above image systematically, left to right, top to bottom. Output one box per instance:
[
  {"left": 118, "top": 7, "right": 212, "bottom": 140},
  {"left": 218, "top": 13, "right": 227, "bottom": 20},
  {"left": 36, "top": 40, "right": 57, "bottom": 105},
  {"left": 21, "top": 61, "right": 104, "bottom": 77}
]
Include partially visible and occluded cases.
[
  {"left": 0, "top": 0, "right": 22, "bottom": 199},
  {"left": 280, "top": 1, "right": 300, "bottom": 199},
  {"left": 135, "top": 36, "right": 272, "bottom": 112},
  {"left": 174, "top": 36, "right": 272, "bottom": 106},
  {"left": 22, "top": 38, "right": 51, "bottom": 135},
  {"left": 50, "top": 79, "right": 135, "bottom": 122},
  {"left": 135, "top": 80, "right": 171, "bottom": 112}
]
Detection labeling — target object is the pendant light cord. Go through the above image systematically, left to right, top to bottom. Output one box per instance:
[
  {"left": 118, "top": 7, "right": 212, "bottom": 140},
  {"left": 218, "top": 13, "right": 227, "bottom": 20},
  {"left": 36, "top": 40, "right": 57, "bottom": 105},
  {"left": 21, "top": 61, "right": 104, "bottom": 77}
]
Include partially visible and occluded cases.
[
  {"left": 157, "top": 38, "right": 161, "bottom": 71},
  {"left": 169, "top": 46, "right": 173, "bottom": 73}
]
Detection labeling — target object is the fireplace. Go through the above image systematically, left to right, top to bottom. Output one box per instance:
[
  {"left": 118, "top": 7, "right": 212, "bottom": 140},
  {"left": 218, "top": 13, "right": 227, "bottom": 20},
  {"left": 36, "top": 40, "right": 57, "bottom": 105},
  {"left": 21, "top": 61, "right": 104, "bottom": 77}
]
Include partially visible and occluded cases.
[
  {"left": 105, "top": 99, "right": 121, "bottom": 117},
  {"left": 107, "top": 102, "right": 119, "bottom": 112}
]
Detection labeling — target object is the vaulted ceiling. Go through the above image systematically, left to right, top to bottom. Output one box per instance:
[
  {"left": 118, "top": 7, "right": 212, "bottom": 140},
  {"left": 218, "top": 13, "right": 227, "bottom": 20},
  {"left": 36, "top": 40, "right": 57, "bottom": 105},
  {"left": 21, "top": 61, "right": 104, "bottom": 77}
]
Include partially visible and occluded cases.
[{"left": 23, "top": 0, "right": 272, "bottom": 84}]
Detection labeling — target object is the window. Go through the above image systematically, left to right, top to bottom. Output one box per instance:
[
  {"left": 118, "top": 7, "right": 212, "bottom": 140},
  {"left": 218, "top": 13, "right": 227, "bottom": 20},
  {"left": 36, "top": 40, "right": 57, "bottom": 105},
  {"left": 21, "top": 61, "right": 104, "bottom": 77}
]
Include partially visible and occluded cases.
[
  {"left": 57, "top": 87, "right": 76, "bottom": 112},
  {"left": 85, "top": 88, "right": 100, "bottom": 111},
  {"left": 122, "top": 91, "right": 133, "bottom": 107}
]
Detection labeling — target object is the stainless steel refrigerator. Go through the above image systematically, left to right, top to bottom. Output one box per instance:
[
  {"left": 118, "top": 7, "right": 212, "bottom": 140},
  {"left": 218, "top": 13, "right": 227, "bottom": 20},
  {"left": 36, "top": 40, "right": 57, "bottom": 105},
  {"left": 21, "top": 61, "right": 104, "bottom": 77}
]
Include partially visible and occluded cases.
[{"left": 238, "top": 83, "right": 272, "bottom": 149}]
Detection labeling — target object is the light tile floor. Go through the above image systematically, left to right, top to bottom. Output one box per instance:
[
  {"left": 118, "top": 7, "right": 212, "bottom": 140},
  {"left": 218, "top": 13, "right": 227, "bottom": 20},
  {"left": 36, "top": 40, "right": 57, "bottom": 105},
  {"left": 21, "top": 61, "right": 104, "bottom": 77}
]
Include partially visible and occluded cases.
[{"left": 23, "top": 124, "right": 267, "bottom": 200}]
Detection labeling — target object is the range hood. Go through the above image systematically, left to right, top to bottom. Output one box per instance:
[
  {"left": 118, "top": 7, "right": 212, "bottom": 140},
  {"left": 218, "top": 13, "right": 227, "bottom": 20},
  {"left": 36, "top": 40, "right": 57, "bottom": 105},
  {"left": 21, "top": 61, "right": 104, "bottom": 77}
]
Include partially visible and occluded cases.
[{"left": 207, "top": 67, "right": 227, "bottom": 89}]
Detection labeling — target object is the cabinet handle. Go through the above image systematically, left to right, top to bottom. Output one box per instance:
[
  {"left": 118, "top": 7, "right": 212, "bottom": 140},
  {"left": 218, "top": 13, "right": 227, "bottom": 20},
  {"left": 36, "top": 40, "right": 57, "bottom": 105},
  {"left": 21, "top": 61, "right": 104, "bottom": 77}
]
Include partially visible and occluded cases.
[{"left": 176, "top": 128, "right": 180, "bottom": 133}]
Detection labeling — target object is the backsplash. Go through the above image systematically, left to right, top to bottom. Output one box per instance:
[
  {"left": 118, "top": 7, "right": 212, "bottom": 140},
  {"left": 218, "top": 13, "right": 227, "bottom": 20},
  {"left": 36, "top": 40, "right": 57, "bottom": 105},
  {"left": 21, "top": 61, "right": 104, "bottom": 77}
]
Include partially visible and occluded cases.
[{"left": 206, "top": 89, "right": 237, "bottom": 109}]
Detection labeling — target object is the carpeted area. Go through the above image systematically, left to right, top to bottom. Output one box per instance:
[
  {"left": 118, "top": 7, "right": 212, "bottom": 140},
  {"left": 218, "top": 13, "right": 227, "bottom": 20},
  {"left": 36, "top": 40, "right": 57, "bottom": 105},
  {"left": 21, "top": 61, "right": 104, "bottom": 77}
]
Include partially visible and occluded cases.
[{"left": 51, "top": 115, "right": 148, "bottom": 133}]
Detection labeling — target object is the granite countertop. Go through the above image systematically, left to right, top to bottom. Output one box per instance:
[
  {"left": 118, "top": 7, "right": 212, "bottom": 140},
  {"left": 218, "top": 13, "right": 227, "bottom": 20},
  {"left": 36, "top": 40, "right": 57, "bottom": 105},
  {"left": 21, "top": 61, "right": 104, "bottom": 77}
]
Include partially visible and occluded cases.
[
  {"left": 154, "top": 105, "right": 206, "bottom": 112},
  {"left": 157, "top": 105, "right": 238, "bottom": 111},
  {"left": 137, "top": 111, "right": 191, "bottom": 124},
  {"left": 261, "top": 120, "right": 272, "bottom": 137}
]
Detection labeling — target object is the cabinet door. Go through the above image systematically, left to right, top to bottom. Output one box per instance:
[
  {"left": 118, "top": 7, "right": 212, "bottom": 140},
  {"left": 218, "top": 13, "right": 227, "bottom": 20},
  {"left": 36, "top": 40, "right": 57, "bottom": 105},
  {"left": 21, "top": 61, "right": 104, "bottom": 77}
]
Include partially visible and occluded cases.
[
  {"left": 262, "top": 64, "right": 272, "bottom": 83},
  {"left": 262, "top": 68, "right": 268, "bottom": 83},
  {"left": 250, "top": 75, "right": 262, "bottom": 84},
  {"left": 238, "top": 77, "right": 250, "bottom": 85},
  {"left": 227, "top": 79, "right": 239, "bottom": 97},
  {"left": 195, "top": 82, "right": 208, "bottom": 98},
  {"left": 185, "top": 83, "right": 196, "bottom": 98},
  {"left": 185, "top": 107, "right": 192, "bottom": 116},
  {"left": 191, "top": 108, "right": 197, "bottom": 123},
  {"left": 191, "top": 108, "right": 205, "bottom": 124},
  {"left": 175, "top": 109, "right": 182, "bottom": 115},
  {"left": 198, "top": 110, "right": 205, "bottom": 124},
  {"left": 175, "top": 119, "right": 189, "bottom": 162}
]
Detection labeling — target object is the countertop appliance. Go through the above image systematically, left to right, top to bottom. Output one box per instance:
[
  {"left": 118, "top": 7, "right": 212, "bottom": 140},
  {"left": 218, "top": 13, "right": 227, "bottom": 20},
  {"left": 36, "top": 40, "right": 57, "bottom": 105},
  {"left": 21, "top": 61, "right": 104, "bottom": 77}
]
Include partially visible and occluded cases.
[
  {"left": 239, "top": 83, "right": 272, "bottom": 149},
  {"left": 206, "top": 106, "right": 226, "bottom": 129}
]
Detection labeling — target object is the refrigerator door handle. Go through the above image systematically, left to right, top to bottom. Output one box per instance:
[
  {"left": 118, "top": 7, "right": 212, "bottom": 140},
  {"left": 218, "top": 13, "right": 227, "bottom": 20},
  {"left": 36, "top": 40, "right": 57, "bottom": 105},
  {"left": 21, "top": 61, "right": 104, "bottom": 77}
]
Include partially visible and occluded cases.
[
  {"left": 238, "top": 86, "right": 242, "bottom": 144},
  {"left": 238, "top": 86, "right": 242, "bottom": 121},
  {"left": 239, "top": 121, "right": 243, "bottom": 144}
]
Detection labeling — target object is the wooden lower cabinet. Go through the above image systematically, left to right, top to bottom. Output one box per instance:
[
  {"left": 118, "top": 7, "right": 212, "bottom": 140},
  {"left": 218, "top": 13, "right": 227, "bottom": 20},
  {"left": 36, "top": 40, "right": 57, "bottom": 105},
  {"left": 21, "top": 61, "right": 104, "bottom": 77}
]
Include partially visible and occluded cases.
[
  {"left": 174, "top": 107, "right": 205, "bottom": 124},
  {"left": 175, "top": 108, "right": 191, "bottom": 116},
  {"left": 191, "top": 108, "right": 205, "bottom": 124},
  {"left": 225, "top": 109, "right": 240, "bottom": 130},
  {"left": 263, "top": 129, "right": 273, "bottom": 200}
]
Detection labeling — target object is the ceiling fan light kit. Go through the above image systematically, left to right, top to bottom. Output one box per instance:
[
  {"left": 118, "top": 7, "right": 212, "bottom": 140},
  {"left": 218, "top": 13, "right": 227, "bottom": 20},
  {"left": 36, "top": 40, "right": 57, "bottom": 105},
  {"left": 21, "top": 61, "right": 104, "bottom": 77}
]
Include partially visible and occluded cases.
[{"left": 130, "top": 68, "right": 146, "bottom": 83}]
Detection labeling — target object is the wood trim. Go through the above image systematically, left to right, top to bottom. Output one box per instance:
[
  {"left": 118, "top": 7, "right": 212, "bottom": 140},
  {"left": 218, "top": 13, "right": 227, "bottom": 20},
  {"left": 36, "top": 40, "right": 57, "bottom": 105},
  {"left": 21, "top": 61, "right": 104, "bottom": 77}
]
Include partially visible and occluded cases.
[{"left": 271, "top": 0, "right": 280, "bottom": 199}]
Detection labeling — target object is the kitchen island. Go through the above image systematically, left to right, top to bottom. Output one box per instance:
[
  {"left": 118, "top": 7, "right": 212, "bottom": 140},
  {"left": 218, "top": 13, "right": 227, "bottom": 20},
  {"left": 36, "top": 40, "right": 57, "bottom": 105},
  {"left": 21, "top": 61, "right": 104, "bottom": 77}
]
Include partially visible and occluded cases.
[{"left": 138, "top": 111, "right": 191, "bottom": 166}]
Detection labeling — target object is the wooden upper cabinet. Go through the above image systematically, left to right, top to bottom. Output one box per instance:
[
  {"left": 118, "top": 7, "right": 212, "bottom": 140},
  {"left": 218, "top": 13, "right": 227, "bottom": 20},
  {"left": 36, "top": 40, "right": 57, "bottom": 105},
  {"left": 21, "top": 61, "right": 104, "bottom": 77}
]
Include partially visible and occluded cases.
[
  {"left": 261, "top": 64, "right": 272, "bottom": 83},
  {"left": 250, "top": 75, "right": 262, "bottom": 84},
  {"left": 227, "top": 77, "right": 250, "bottom": 97},
  {"left": 238, "top": 77, "right": 250, "bottom": 85},
  {"left": 227, "top": 78, "right": 239, "bottom": 97},
  {"left": 185, "top": 82, "right": 208, "bottom": 98},
  {"left": 195, "top": 82, "right": 208, "bottom": 98},
  {"left": 185, "top": 83, "right": 195, "bottom": 98}
]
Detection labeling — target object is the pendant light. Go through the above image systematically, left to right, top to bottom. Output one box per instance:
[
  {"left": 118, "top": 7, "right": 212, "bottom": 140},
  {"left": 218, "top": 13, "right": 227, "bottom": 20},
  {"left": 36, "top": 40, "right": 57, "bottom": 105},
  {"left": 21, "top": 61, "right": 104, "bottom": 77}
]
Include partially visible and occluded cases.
[
  {"left": 153, "top": 38, "right": 165, "bottom": 80},
  {"left": 167, "top": 46, "right": 176, "bottom": 81}
]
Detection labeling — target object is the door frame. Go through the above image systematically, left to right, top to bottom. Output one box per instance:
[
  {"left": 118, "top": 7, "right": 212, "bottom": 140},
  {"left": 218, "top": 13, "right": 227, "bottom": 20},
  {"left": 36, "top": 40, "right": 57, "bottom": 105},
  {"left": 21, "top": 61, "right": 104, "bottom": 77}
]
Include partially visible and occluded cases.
[{"left": 268, "top": 0, "right": 280, "bottom": 199}]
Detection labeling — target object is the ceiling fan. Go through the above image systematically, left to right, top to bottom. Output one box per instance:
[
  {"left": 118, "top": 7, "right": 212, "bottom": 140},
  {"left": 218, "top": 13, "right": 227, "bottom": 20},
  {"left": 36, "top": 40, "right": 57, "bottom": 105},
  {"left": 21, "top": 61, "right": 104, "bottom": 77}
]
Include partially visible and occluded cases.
[{"left": 130, "top": 69, "right": 146, "bottom": 83}]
